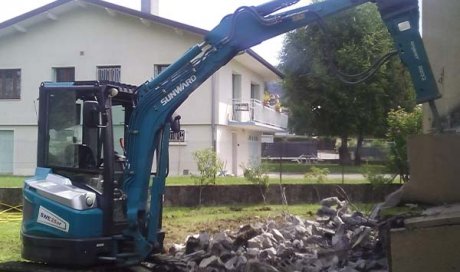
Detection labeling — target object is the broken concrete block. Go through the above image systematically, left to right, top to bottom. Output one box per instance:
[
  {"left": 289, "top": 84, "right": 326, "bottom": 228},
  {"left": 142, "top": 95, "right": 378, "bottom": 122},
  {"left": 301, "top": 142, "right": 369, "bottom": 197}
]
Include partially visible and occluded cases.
[
  {"left": 169, "top": 197, "right": 386, "bottom": 272},
  {"left": 320, "top": 197, "right": 343, "bottom": 207},
  {"left": 317, "top": 206, "right": 338, "bottom": 217},
  {"left": 288, "top": 215, "right": 305, "bottom": 226},
  {"left": 333, "top": 215, "right": 345, "bottom": 226},
  {"left": 305, "top": 219, "right": 321, "bottom": 227},
  {"left": 233, "top": 224, "right": 263, "bottom": 248},
  {"left": 294, "top": 224, "right": 310, "bottom": 238},
  {"left": 313, "top": 226, "right": 335, "bottom": 237},
  {"left": 270, "top": 228, "right": 285, "bottom": 242},
  {"left": 199, "top": 231, "right": 210, "bottom": 250},
  {"left": 261, "top": 232, "right": 277, "bottom": 248},
  {"left": 304, "top": 234, "right": 325, "bottom": 245},
  {"left": 185, "top": 235, "right": 201, "bottom": 254},
  {"left": 247, "top": 236, "right": 263, "bottom": 249},
  {"left": 292, "top": 239, "right": 304, "bottom": 250},
  {"left": 209, "top": 241, "right": 230, "bottom": 258},
  {"left": 168, "top": 243, "right": 185, "bottom": 255},
  {"left": 275, "top": 243, "right": 294, "bottom": 258},
  {"left": 246, "top": 247, "right": 260, "bottom": 257},
  {"left": 259, "top": 247, "right": 276, "bottom": 259},
  {"left": 183, "top": 249, "right": 206, "bottom": 262},
  {"left": 199, "top": 255, "right": 218, "bottom": 269},
  {"left": 224, "top": 255, "right": 238, "bottom": 270},
  {"left": 245, "top": 259, "right": 280, "bottom": 272},
  {"left": 339, "top": 266, "right": 360, "bottom": 272}
]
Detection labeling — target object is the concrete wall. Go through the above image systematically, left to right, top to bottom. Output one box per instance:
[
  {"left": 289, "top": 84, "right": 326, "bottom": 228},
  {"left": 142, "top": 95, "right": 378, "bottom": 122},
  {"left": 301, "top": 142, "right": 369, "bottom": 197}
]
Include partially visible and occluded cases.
[
  {"left": 422, "top": 0, "right": 460, "bottom": 132},
  {"left": 0, "top": 184, "right": 401, "bottom": 208},
  {"left": 164, "top": 184, "right": 401, "bottom": 206},
  {"left": 0, "top": 188, "right": 23, "bottom": 209}
]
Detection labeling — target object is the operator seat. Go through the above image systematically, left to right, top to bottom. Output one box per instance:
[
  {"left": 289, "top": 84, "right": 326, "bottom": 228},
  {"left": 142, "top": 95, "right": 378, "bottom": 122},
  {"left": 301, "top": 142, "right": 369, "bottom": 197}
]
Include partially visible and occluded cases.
[{"left": 77, "top": 144, "right": 96, "bottom": 169}]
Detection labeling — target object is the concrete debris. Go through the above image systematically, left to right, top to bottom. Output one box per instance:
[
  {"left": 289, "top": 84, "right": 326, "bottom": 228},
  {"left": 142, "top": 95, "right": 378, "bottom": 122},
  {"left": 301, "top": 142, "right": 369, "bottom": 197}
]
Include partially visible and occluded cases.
[
  {"left": 320, "top": 196, "right": 344, "bottom": 207},
  {"left": 169, "top": 198, "right": 387, "bottom": 272},
  {"left": 168, "top": 243, "right": 185, "bottom": 255},
  {"left": 199, "top": 255, "right": 219, "bottom": 269}
]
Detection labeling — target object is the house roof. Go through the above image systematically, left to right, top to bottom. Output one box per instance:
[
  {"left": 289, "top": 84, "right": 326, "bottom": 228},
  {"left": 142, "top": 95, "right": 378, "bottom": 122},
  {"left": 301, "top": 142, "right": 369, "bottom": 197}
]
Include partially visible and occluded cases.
[{"left": 0, "top": 0, "right": 283, "bottom": 79}]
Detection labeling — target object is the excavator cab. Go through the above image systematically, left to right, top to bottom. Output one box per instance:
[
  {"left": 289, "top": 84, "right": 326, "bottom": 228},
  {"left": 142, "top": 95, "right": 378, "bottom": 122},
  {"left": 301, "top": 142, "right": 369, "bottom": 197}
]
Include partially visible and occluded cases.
[{"left": 21, "top": 81, "right": 139, "bottom": 266}]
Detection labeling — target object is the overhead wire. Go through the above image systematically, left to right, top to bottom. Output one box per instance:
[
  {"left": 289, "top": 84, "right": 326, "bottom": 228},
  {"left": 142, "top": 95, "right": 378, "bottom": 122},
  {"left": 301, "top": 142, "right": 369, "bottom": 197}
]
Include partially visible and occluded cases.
[
  {"left": 218, "top": 3, "right": 397, "bottom": 84},
  {"left": 307, "top": 10, "right": 398, "bottom": 84}
]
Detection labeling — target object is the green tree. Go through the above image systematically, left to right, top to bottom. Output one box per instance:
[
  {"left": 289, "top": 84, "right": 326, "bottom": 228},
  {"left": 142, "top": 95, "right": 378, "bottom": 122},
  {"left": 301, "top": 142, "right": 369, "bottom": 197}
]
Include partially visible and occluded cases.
[
  {"left": 280, "top": 3, "right": 415, "bottom": 165},
  {"left": 386, "top": 106, "right": 422, "bottom": 183},
  {"left": 192, "top": 148, "right": 224, "bottom": 206}
]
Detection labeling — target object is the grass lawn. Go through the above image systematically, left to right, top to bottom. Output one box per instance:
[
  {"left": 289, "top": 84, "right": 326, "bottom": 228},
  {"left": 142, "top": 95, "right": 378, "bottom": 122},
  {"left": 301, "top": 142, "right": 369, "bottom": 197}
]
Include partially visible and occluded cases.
[
  {"left": 0, "top": 163, "right": 390, "bottom": 188},
  {"left": 0, "top": 174, "right": 382, "bottom": 188},
  {"left": 0, "top": 175, "right": 27, "bottom": 188},
  {"left": 0, "top": 204, "right": 324, "bottom": 262},
  {"left": 0, "top": 212, "right": 22, "bottom": 262}
]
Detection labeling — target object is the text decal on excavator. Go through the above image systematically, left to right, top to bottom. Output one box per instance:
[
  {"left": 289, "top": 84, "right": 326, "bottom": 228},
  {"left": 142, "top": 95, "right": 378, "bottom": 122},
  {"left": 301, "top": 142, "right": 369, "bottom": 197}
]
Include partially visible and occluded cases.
[
  {"left": 161, "top": 75, "right": 197, "bottom": 106},
  {"left": 37, "top": 206, "right": 69, "bottom": 232}
]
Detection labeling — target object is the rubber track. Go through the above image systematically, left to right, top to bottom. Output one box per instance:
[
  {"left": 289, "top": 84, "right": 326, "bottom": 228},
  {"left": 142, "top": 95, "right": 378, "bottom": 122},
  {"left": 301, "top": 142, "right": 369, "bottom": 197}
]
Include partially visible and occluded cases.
[{"left": 0, "top": 256, "right": 188, "bottom": 272}]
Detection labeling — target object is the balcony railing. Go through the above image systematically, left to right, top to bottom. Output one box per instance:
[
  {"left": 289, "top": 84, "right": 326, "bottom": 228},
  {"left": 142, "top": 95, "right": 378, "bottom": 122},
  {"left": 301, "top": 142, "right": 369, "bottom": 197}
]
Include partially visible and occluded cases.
[{"left": 230, "top": 99, "right": 288, "bottom": 130}]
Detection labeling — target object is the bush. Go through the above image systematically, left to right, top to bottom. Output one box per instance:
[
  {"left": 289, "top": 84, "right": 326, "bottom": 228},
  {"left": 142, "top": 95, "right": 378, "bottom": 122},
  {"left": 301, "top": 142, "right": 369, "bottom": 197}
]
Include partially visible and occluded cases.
[
  {"left": 386, "top": 106, "right": 422, "bottom": 182},
  {"left": 192, "top": 148, "right": 224, "bottom": 206},
  {"left": 241, "top": 162, "right": 270, "bottom": 203},
  {"left": 362, "top": 164, "right": 394, "bottom": 186},
  {"left": 304, "top": 166, "right": 329, "bottom": 184}
]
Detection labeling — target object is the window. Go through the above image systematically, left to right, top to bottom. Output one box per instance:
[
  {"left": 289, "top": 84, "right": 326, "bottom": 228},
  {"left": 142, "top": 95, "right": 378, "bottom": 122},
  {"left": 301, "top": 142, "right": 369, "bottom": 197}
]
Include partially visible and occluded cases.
[
  {"left": 154, "top": 64, "right": 169, "bottom": 77},
  {"left": 97, "top": 66, "right": 121, "bottom": 82},
  {"left": 55, "top": 67, "right": 75, "bottom": 82},
  {"left": 0, "top": 69, "right": 21, "bottom": 99},
  {"left": 232, "top": 74, "right": 242, "bottom": 100},
  {"left": 232, "top": 74, "right": 242, "bottom": 121},
  {"left": 251, "top": 83, "right": 260, "bottom": 100},
  {"left": 45, "top": 90, "right": 83, "bottom": 168}
]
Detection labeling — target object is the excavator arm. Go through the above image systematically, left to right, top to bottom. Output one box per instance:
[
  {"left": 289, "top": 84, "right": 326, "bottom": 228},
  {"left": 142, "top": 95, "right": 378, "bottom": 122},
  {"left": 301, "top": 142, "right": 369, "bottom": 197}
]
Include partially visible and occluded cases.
[{"left": 123, "top": 0, "right": 441, "bottom": 259}]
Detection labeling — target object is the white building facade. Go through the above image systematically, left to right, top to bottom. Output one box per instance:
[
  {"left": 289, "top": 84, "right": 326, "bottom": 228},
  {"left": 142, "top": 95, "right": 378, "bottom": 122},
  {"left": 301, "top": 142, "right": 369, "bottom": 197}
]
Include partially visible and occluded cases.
[{"left": 0, "top": 0, "right": 287, "bottom": 176}]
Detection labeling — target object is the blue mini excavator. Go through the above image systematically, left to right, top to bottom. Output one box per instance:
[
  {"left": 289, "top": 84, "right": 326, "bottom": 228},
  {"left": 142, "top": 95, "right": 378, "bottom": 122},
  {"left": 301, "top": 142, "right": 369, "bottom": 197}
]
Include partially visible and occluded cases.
[{"left": 0, "top": 0, "right": 440, "bottom": 270}]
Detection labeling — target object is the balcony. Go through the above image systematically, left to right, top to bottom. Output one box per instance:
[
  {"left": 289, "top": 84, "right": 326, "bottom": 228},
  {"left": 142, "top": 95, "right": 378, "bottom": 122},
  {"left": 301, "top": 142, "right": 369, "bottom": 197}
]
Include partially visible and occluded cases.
[{"left": 228, "top": 99, "right": 288, "bottom": 132}]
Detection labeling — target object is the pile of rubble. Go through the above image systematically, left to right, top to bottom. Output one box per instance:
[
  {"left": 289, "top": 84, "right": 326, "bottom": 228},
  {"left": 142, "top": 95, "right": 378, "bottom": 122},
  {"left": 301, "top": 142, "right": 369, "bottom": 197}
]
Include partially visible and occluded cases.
[{"left": 168, "top": 197, "right": 387, "bottom": 272}]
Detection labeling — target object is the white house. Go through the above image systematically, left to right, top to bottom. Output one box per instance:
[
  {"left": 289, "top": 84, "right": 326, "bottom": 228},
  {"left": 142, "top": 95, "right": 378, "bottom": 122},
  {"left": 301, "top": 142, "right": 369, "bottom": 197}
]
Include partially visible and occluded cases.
[{"left": 0, "top": 0, "right": 288, "bottom": 176}]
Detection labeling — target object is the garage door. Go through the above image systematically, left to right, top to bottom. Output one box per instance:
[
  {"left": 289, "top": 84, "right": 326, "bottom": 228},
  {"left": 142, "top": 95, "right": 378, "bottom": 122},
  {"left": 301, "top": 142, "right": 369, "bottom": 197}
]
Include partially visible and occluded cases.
[{"left": 0, "top": 130, "right": 14, "bottom": 174}]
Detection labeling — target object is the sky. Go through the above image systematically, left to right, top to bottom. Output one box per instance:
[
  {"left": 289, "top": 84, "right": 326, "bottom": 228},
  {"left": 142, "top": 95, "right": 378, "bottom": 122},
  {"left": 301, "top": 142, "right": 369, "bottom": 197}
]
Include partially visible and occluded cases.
[{"left": 0, "top": 0, "right": 312, "bottom": 66}]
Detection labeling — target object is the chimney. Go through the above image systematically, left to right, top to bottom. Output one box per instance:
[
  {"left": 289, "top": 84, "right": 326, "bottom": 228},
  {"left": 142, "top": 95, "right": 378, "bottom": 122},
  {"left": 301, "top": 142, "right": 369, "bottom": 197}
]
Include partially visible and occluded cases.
[{"left": 141, "top": 0, "right": 159, "bottom": 16}]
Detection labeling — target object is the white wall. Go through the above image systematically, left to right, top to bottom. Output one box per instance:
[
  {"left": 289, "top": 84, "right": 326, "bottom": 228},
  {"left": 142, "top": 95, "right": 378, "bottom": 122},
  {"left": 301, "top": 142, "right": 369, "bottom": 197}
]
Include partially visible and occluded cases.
[
  {"left": 422, "top": 0, "right": 460, "bottom": 131},
  {"left": 168, "top": 125, "right": 212, "bottom": 176},
  {"left": 0, "top": 126, "right": 36, "bottom": 175},
  {"left": 13, "top": 126, "right": 37, "bottom": 175},
  {"left": 216, "top": 126, "right": 262, "bottom": 176},
  {"left": 216, "top": 126, "right": 238, "bottom": 175}
]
